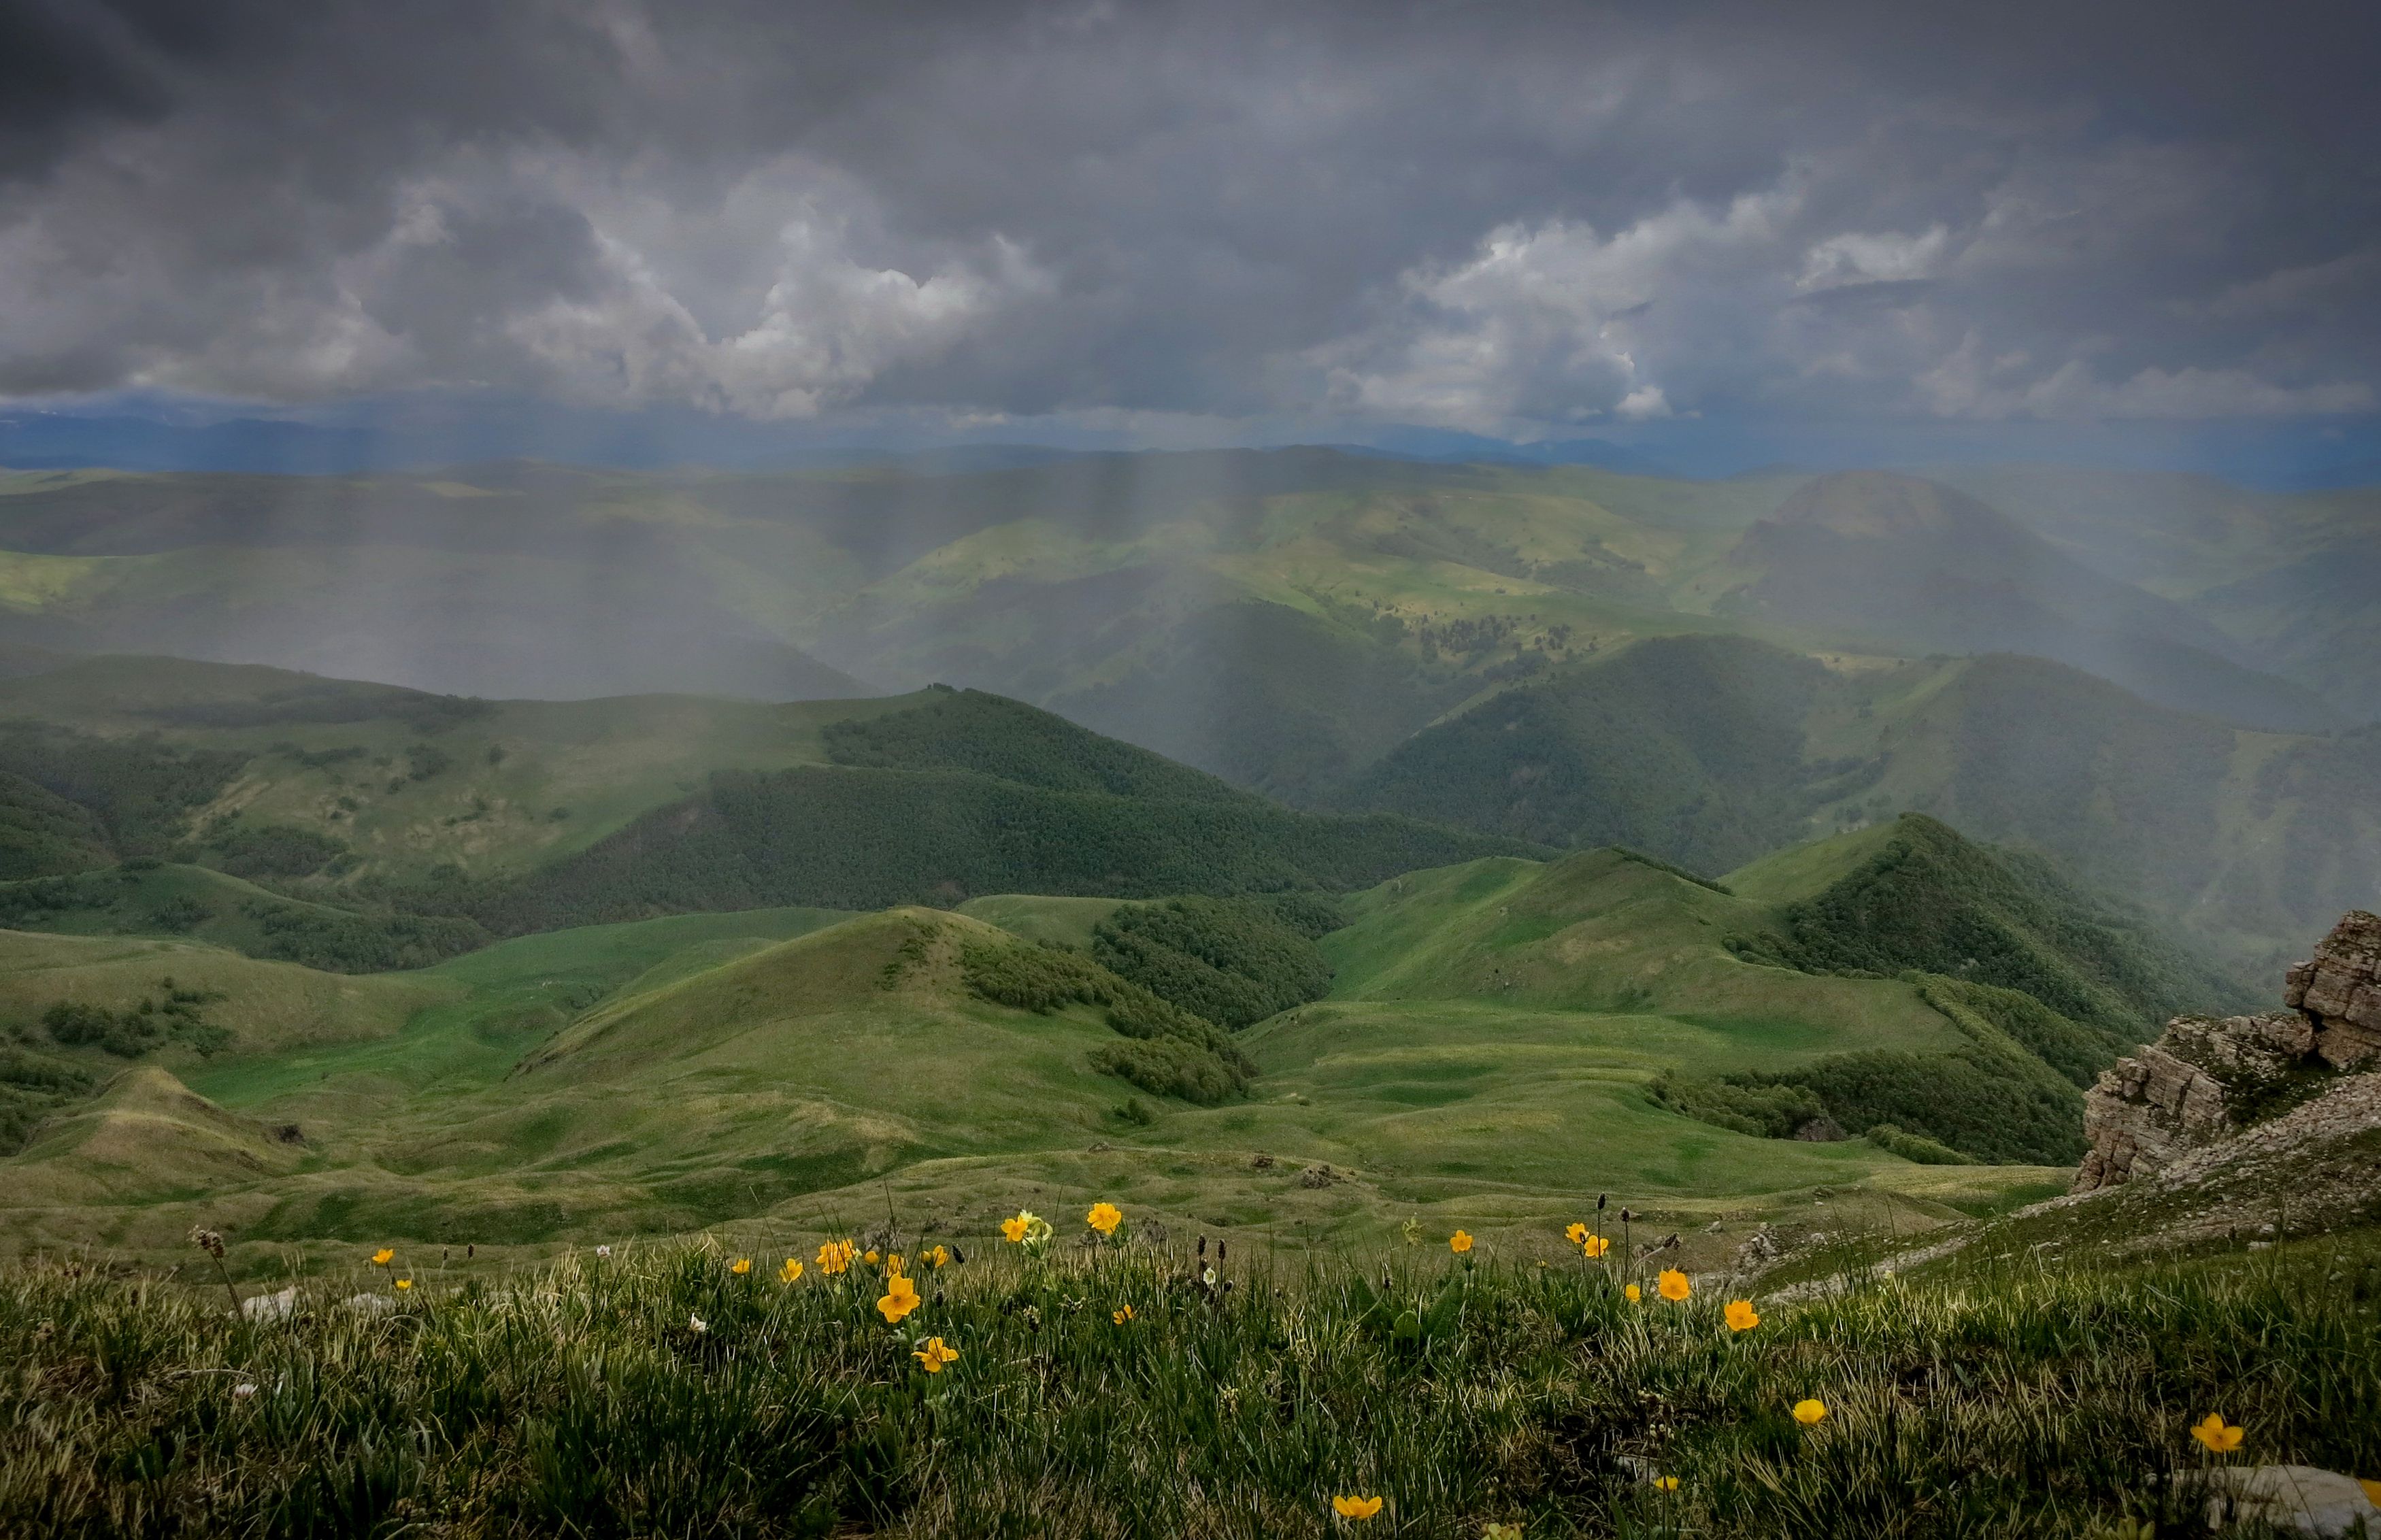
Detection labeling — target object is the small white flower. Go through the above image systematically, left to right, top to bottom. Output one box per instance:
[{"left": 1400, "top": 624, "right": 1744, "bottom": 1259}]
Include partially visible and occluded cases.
[
  {"left": 595, "top": 1245, "right": 612, "bottom": 1258},
  {"left": 1203, "top": 1267, "right": 1218, "bottom": 1286},
  {"left": 688, "top": 1313, "right": 707, "bottom": 1335},
  {"left": 233, "top": 1382, "right": 257, "bottom": 1399}
]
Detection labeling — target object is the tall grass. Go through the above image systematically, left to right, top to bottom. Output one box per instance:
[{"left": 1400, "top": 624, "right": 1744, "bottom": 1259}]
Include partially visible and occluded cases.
[{"left": 4, "top": 1236, "right": 2375, "bottom": 1537}]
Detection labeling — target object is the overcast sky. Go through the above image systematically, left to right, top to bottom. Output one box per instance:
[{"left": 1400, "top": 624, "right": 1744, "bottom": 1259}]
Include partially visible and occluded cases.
[{"left": 4, "top": 0, "right": 2378, "bottom": 457}]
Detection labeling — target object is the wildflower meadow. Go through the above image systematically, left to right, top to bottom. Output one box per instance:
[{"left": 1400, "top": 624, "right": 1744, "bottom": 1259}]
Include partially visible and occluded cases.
[{"left": 3, "top": 1201, "right": 2377, "bottom": 1537}]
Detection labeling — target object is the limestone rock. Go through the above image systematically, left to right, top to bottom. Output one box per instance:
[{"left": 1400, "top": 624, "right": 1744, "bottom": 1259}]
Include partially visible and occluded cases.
[
  {"left": 2074, "top": 908, "right": 2381, "bottom": 1194},
  {"left": 2284, "top": 908, "right": 2381, "bottom": 1070},
  {"left": 2071, "top": 1016, "right": 2304, "bottom": 1191},
  {"left": 239, "top": 1286, "right": 298, "bottom": 1322},
  {"left": 2196, "top": 1464, "right": 2381, "bottom": 1537}
]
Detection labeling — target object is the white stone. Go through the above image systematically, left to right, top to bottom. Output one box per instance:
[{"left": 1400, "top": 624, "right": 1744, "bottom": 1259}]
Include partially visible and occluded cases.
[
  {"left": 239, "top": 1286, "right": 298, "bottom": 1322},
  {"left": 2199, "top": 1464, "right": 2381, "bottom": 1537}
]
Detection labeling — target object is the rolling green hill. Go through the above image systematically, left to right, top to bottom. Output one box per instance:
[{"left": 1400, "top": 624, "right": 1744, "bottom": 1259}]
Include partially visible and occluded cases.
[
  {"left": 1331, "top": 633, "right": 2378, "bottom": 973},
  {"left": 0, "top": 664, "right": 1535, "bottom": 960},
  {"left": 1308, "top": 816, "right": 2255, "bottom": 1167},
  {"left": 1, "top": 856, "right": 2081, "bottom": 1264}
]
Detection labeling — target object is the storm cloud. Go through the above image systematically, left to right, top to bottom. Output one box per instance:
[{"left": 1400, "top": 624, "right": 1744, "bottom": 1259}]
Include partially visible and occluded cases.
[{"left": 3, "top": 0, "right": 2376, "bottom": 439}]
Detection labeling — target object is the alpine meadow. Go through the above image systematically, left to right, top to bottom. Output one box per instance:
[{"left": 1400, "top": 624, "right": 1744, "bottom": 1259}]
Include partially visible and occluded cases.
[{"left": 5, "top": 3, "right": 2381, "bottom": 1537}]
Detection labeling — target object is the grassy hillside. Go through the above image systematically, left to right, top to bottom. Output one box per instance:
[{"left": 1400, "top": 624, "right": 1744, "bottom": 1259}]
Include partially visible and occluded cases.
[
  {"left": 1330, "top": 634, "right": 2378, "bottom": 973},
  {"left": 1342, "top": 635, "right": 1847, "bottom": 874},
  {"left": 0, "top": 654, "right": 928, "bottom": 883},
  {"left": 0, "top": 667, "right": 1533, "bottom": 959},
  {"left": 478, "top": 691, "right": 1539, "bottom": 931},
  {"left": 1729, "top": 813, "right": 2252, "bottom": 1038},
  {"left": 1312, "top": 818, "right": 2248, "bottom": 1167},
  {"left": 0, "top": 862, "right": 488, "bottom": 971},
  {"left": 2, "top": 865, "right": 2068, "bottom": 1265}
]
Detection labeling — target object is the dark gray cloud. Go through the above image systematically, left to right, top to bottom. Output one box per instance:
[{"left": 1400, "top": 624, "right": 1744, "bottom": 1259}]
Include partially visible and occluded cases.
[{"left": 2, "top": 0, "right": 2376, "bottom": 436}]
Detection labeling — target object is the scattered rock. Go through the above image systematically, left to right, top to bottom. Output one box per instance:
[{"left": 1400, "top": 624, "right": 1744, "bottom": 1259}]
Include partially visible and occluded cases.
[
  {"left": 1792, "top": 1117, "right": 1846, "bottom": 1142},
  {"left": 1086, "top": 1141, "right": 1111, "bottom": 1153},
  {"left": 1250, "top": 1152, "right": 1276, "bottom": 1170},
  {"left": 1296, "top": 1164, "right": 1335, "bottom": 1189},
  {"left": 1733, "top": 1226, "right": 1782, "bottom": 1269},
  {"left": 240, "top": 1286, "right": 297, "bottom": 1322},
  {"left": 343, "top": 1292, "right": 398, "bottom": 1316},
  {"left": 2194, "top": 1464, "right": 2381, "bottom": 1537}
]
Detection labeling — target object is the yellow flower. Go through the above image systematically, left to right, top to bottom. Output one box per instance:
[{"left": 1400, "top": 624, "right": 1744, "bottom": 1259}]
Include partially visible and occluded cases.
[
  {"left": 1087, "top": 1202, "right": 1123, "bottom": 1237},
  {"left": 1565, "top": 1222, "right": 1588, "bottom": 1245},
  {"left": 1449, "top": 1231, "right": 1473, "bottom": 1254},
  {"left": 1581, "top": 1234, "right": 1610, "bottom": 1258},
  {"left": 816, "top": 1239, "right": 856, "bottom": 1275},
  {"left": 929, "top": 1245, "right": 950, "bottom": 1269},
  {"left": 369, "top": 1248, "right": 394, "bottom": 1267},
  {"left": 864, "top": 1250, "right": 880, "bottom": 1265},
  {"left": 886, "top": 1253, "right": 905, "bottom": 1276},
  {"left": 730, "top": 1257, "right": 752, "bottom": 1275},
  {"left": 778, "top": 1258, "right": 804, "bottom": 1284},
  {"left": 1657, "top": 1268, "right": 1691, "bottom": 1302},
  {"left": 877, "top": 1273, "right": 920, "bottom": 1324},
  {"left": 395, "top": 1278, "right": 412, "bottom": 1291},
  {"left": 1624, "top": 1284, "right": 1642, "bottom": 1303},
  {"left": 1725, "top": 1299, "right": 1760, "bottom": 1332},
  {"left": 1114, "top": 1305, "right": 1135, "bottom": 1324},
  {"left": 914, "top": 1335, "right": 959, "bottom": 1373},
  {"left": 1793, "top": 1399, "right": 1827, "bottom": 1426},
  {"left": 2190, "top": 1413, "right": 2244, "bottom": 1454},
  {"left": 1652, "top": 1475, "right": 1679, "bottom": 1492},
  {"left": 1331, "top": 1495, "right": 1384, "bottom": 1520},
  {"left": 1483, "top": 1526, "right": 1525, "bottom": 1540}
]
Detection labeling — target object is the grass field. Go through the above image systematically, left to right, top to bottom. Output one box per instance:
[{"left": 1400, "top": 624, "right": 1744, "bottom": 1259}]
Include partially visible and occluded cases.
[{"left": 5, "top": 1220, "right": 2375, "bottom": 1537}]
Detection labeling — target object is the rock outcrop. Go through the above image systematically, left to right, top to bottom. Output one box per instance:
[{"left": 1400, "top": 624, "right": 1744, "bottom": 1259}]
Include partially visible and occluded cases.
[
  {"left": 2284, "top": 909, "right": 2381, "bottom": 1069},
  {"left": 2073, "top": 910, "right": 2380, "bottom": 1193}
]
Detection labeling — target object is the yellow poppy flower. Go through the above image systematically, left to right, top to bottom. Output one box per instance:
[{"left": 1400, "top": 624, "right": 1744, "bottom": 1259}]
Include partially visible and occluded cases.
[
  {"left": 1087, "top": 1202, "right": 1122, "bottom": 1237},
  {"left": 1565, "top": 1222, "right": 1588, "bottom": 1245},
  {"left": 1449, "top": 1231, "right": 1473, "bottom": 1254},
  {"left": 1581, "top": 1234, "right": 1610, "bottom": 1258},
  {"left": 816, "top": 1239, "right": 856, "bottom": 1275},
  {"left": 929, "top": 1245, "right": 950, "bottom": 1268},
  {"left": 370, "top": 1248, "right": 394, "bottom": 1267},
  {"left": 864, "top": 1250, "right": 880, "bottom": 1265},
  {"left": 886, "top": 1254, "right": 905, "bottom": 1276},
  {"left": 729, "top": 1257, "right": 752, "bottom": 1275},
  {"left": 779, "top": 1258, "right": 803, "bottom": 1284},
  {"left": 1657, "top": 1268, "right": 1691, "bottom": 1301},
  {"left": 877, "top": 1274, "right": 920, "bottom": 1324},
  {"left": 395, "top": 1279, "right": 412, "bottom": 1291},
  {"left": 1624, "top": 1284, "right": 1642, "bottom": 1302},
  {"left": 1725, "top": 1299, "right": 1760, "bottom": 1332},
  {"left": 1113, "top": 1305, "right": 1135, "bottom": 1324},
  {"left": 914, "top": 1336, "right": 959, "bottom": 1373},
  {"left": 1793, "top": 1399, "right": 1827, "bottom": 1426},
  {"left": 2190, "top": 1413, "right": 2244, "bottom": 1454},
  {"left": 1652, "top": 1475, "right": 1679, "bottom": 1492},
  {"left": 1331, "top": 1494, "right": 1384, "bottom": 1520}
]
